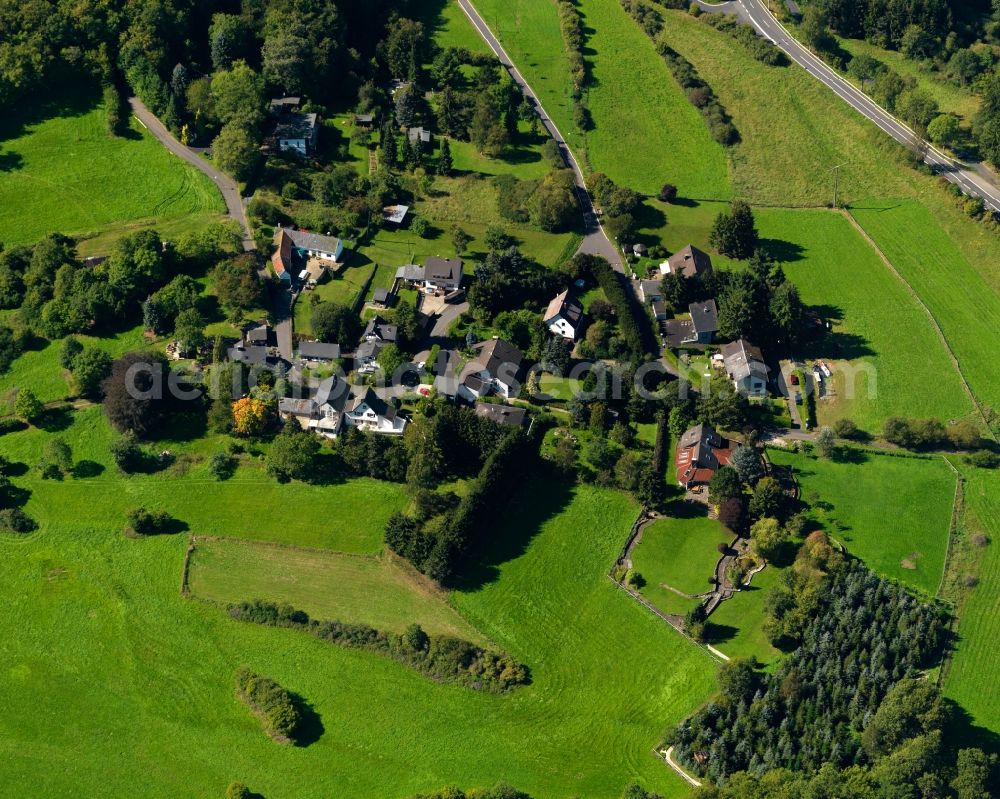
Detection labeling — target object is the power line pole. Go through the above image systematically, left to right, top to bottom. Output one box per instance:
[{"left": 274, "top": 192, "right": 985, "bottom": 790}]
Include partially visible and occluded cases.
[{"left": 830, "top": 162, "right": 848, "bottom": 209}]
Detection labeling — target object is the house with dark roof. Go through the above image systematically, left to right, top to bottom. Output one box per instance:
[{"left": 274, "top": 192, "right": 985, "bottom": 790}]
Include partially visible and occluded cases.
[
  {"left": 269, "top": 97, "right": 301, "bottom": 115},
  {"left": 274, "top": 112, "right": 319, "bottom": 156},
  {"left": 354, "top": 113, "right": 375, "bottom": 127},
  {"left": 277, "top": 227, "right": 344, "bottom": 264},
  {"left": 660, "top": 245, "right": 713, "bottom": 280},
  {"left": 423, "top": 256, "right": 463, "bottom": 292},
  {"left": 640, "top": 279, "right": 664, "bottom": 305},
  {"left": 372, "top": 288, "right": 391, "bottom": 308},
  {"left": 543, "top": 289, "right": 584, "bottom": 341},
  {"left": 688, "top": 299, "right": 719, "bottom": 344},
  {"left": 362, "top": 317, "right": 398, "bottom": 344},
  {"left": 721, "top": 338, "right": 770, "bottom": 397},
  {"left": 458, "top": 339, "right": 525, "bottom": 401},
  {"left": 354, "top": 340, "right": 383, "bottom": 372},
  {"left": 298, "top": 341, "right": 341, "bottom": 361},
  {"left": 279, "top": 375, "right": 349, "bottom": 437},
  {"left": 344, "top": 386, "right": 406, "bottom": 434},
  {"left": 474, "top": 401, "right": 530, "bottom": 430},
  {"left": 675, "top": 423, "right": 737, "bottom": 488}
]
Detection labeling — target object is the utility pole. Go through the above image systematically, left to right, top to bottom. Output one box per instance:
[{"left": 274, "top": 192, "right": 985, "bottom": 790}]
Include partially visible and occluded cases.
[{"left": 830, "top": 162, "right": 848, "bottom": 209}]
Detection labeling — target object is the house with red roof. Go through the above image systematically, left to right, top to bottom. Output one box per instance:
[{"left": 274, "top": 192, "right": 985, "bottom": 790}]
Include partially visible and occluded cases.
[{"left": 674, "top": 423, "right": 737, "bottom": 488}]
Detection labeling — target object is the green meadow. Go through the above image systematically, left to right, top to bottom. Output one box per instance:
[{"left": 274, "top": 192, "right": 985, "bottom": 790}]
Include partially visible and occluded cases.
[
  {"left": 0, "top": 95, "right": 224, "bottom": 246},
  {"left": 850, "top": 201, "right": 1000, "bottom": 421},
  {"left": 756, "top": 208, "right": 974, "bottom": 431},
  {"left": 0, "top": 402, "right": 718, "bottom": 798},
  {"left": 768, "top": 447, "right": 956, "bottom": 596},
  {"left": 943, "top": 467, "right": 1000, "bottom": 739},
  {"left": 632, "top": 510, "right": 731, "bottom": 601},
  {"left": 187, "top": 537, "right": 483, "bottom": 641}
]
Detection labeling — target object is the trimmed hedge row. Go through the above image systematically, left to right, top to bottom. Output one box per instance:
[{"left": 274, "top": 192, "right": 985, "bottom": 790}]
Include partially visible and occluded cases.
[
  {"left": 619, "top": 0, "right": 739, "bottom": 145},
  {"left": 590, "top": 256, "right": 649, "bottom": 362},
  {"left": 387, "top": 429, "right": 537, "bottom": 585},
  {"left": 229, "top": 601, "right": 529, "bottom": 692}
]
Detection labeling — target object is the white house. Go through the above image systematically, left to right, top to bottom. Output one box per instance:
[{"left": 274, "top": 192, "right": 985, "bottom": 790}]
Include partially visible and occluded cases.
[
  {"left": 274, "top": 112, "right": 319, "bottom": 156},
  {"left": 280, "top": 227, "right": 344, "bottom": 263},
  {"left": 659, "top": 244, "right": 713, "bottom": 279},
  {"left": 543, "top": 289, "right": 584, "bottom": 341},
  {"left": 720, "top": 338, "right": 770, "bottom": 397},
  {"left": 457, "top": 339, "right": 525, "bottom": 401},
  {"left": 344, "top": 387, "right": 406, "bottom": 434}
]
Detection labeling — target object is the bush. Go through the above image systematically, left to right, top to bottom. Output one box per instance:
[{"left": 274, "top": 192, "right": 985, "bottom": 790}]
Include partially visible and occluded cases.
[
  {"left": 658, "top": 183, "right": 678, "bottom": 203},
  {"left": 411, "top": 216, "right": 430, "bottom": 238},
  {"left": 832, "top": 417, "right": 860, "bottom": 439},
  {"left": 110, "top": 431, "right": 146, "bottom": 473},
  {"left": 965, "top": 450, "right": 1000, "bottom": 469},
  {"left": 208, "top": 451, "right": 237, "bottom": 480},
  {"left": 124, "top": 506, "right": 177, "bottom": 536},
  {"left": 0, "top": 508, "right": 37, "bottom": 534},
  {"left": 234, "top": 667, "right": 304, "bottom": 744},
  {"left": 226, "top": 783, "right": 252, "bottom": 799}
]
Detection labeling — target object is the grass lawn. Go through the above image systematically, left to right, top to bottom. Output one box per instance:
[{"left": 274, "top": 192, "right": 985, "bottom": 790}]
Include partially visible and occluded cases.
[
  {"left": 415, "top": 0, "right": 494, "bottom": 56},
  {"left": 0, "top": 93, "right": 224, "bottom": 246},
  {"left": 448, "top": 125, "right": 555, "bottom": 181},
  {"left": 849, "top": 201, "right": 1000, "bottom": 422},
  {"left": 757, "top": 208, "right": 974, "bottom": 432},
  {"left": 292, "top": 260, "right": 395, "bottom": 335},
  {"left": 0, "top": 324, "right": 153, "bottom": 408},
  {"left": 0, "top": 431, "right": 718, "bottom": 799},
  {"left": 767, "top": 447, "right": 956, "bottom": 596},
  {"left": 943, "top": 467, "right": 1000, "bottom": 739},
  {"left": 632, "top": 507, "right": 731, "bottom": 599},
  {"left": 187, "top": 538, "right": 482, "bottom": 641},
  {"left": 707, "top": 564, "right": 783, "bottom": 668}
]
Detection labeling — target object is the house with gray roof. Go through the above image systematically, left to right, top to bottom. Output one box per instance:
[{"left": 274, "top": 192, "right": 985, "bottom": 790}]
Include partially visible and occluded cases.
[
  {"left": 274, "top": 111, "right": 319, "bottom": 156},
  {"left": 277, "top": 226, "right": 344, "bottom": 263},
  {"left": 660, "top": 244, "right": 713, "bottom": 280},
  {"left": 423, "top": 256, "right": 463, "bottom": 292},
  {"left": 543, "top": 289, "right": 584, "bottom": 341},
  {"left": 688, "top": 299, "right": 719, "bottom": 344},
  {"left": 720, "top": 338, "right": 770, "bottom": 397},
  {"left": 458, "top": 339, "right": 525, "bottom": 401},
  {"left": 298, "top": 341, "right": 341, "bottom": 361},
  {"left": 344, "top": 387, "right": 406, "bottom": 435},
  {"left": 474, "top": 401, "right": 530, "bottom": 430}
]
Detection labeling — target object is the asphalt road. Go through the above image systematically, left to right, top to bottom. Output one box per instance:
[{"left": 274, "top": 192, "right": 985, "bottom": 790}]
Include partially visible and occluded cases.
[
  {"left": 455, "top": 0, "right": 625, "bottom": 273},
  {"left": 730, "top": 0, "right": 1000, "bottom": 211},
  {"left": 129, "top": 96, "right": 295, "bottom": 359}
]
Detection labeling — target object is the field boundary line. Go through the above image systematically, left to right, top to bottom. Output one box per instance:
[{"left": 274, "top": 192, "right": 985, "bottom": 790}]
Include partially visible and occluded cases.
[
  {"left": 842, "top": 209, "right": 996, "bottom": 440},
  {"left": 935, "top": 456, "right": 965, "bottom": 601},
  {"left": 186, "top": 533, "right": 381, "bottom": 560}
]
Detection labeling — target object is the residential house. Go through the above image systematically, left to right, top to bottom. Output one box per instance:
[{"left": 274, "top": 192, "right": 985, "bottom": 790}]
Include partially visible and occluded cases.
[
  {"left": 269, "top": 97, "right": 301, "bottom": 115},
  {"left": 274, "top": 112, "right": 319, "bottom": 156},
  {"left": 354, "top": 113, "right": 374, "bottom": 128},
  {"left": 408, "top": 127, "right": 432, "bottom": 145},
  {"left": 382, "top": 204, "right": 409, "bottom": 225},
  {"left": 278, "top": 226, "right": 345, "bottom": 263},
  {"left": 272, "top": 229, "right": 293, "bottom": 282},
  {"left": 660, "top": 244, "right": 713, "bottom": 279},
  {"left": 423, "top": 256, "right": 463, "bottom": 293},
  {"left": 395, "top": 264, "right": 425, "bottom": 287},
  {"left": 640, "top": 279, "right": 663, "bottom": 304},
  {"left": 371, "top": 288, "right": 391, "bottom": 308},
  {"left": 543, "top": 289, "right": 584, "bottom": 341},
  {"left": 651, "top": 299, "right": 668, "bottom": 322},
  {"left": 688, "top": 299, "right": 719, "bottom": 344},
  {"left": 362, "top": 317, "right": 398, "bottom": 344},
  {"left": 720, "top": 338, "right": 770, "bottom": 397},
  {"left": 457, "top": 339, "right": 525, "bottom": 401},
  {"left": 354, "top": 340, "right": 383, "bottom": 373},
  {"left": 298, "top": 341, "right": 341, "bottom": 362},
  {"left": 279, "top": 375, "right": 349, "bottom": 437},
  {"left": 344, "top": 387, "right": 407, "bottom": 434},
  {"left": 474, "top": 401, "right": 531, "bottom": 430},
  {"left": 675, "top": 424, "right": 737, "bottom": 488}
]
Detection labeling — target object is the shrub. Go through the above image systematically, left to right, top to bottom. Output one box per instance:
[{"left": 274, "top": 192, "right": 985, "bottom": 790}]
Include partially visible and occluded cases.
[
  {"left": 658, "top": 183, "right": 678, "bottom": 203},
  {"left": 411, "top": 216, "right": 430, "bottom": 238},
  {"left": 13, "top": 388, "right": 43, "bottom": 424},
  {"left": 832, "top": 417, "right": 860, "bottom": 439},
  {"left": 110, "top": 431, "right": 146, "bottom": 473},
  {"left": 965, "top": 450, "right": 1000, "bottom": 469},
  {"left": 208, "top": 451, "right": 237, "bottom": 480},
  {"left": 124, "top": 506, "right": 176, "bottom": 536},
  {"left": 0, "top": 508, "right": 37, "bottom": 534},
  {"left": 234, "top": 667, "right": 304, "bottom": 744},
  {"left": 226, "top": 783, "right": 252, "bottom": 799}
]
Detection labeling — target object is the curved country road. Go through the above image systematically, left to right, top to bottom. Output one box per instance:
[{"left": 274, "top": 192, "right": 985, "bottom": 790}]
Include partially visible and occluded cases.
[
  {"left": 455, "top": 0, "right": 625, "bottom": 273},
  {"left": 703, "top": 0, "right": 1000, "bottom": 211},
  {"left": 129, "top": 96, "right": 294, "bottom": 359}
]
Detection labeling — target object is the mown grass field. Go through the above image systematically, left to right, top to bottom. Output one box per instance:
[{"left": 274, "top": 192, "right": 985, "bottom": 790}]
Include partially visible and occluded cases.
[
  {"left": 416, "top": 0, "right": 493, "bottom": 55},
  {"left": 470, "top": 0, "right": 730, "bottom": 198},
  {"left": 0, "top": 94, "right": 224, "bottom": 246},
  {"left": 849, "top": 201, "right": 1000, "bottom": 421},
  {"left": 756, "top": 208, "right": 974, "bottom": 431},
  {"left": 0, "top": 403, "right": 718, "bottom": 799},
  {"left": 768, "top": 447, "right": 956, "bottom": 595},
  {"left": 943, "top": 467, "right": 1000, "bottom": 738},
  {"left": 632, "top": 510, "right": 731, "bottom": 600},
  {"left": 187, "top": 538, "right": 482, "bottom": 641},
  {"left": 707, "top": 564, "right": 783, "bottom": 667}
]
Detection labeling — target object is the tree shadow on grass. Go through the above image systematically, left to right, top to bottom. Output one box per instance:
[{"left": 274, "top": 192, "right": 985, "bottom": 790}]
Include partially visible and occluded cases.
[
  {"left": 0, "top": 149, "right": 24, "bottom": 172},
  {"left": 760, "top": 237, "right": 805, "bottom": 263},
  {"left": 36, "top": 406, "right": 74, "bottom": 432},
  {"left": 72, "top": 460, "right": 105, "bottom": 478},
  {"left": 455, "top": 465, "right": 575, "bottom": 591},
  {"left": 665, "top": 498, "right": 709, "bottom": 520},
  {"left": 705, "top": 622, "right": 740, "bottom": 645},
  {"left": 291, "top": 693, "right": 325, "bottom": 748}
]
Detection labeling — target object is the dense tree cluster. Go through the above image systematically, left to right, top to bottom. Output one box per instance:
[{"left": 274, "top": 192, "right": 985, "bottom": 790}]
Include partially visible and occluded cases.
[
  {"left": 813, "top": 0, "right": 954, "bottom": 56},
  {"left": 494, "top": 171, "right": 580, "bottom": 234},
  {"left": 468, "top": 243, "right": 563, "bottom": 326},
  {"left": 386, "top": 429, "right": 536, "bottom": 584},
  {"left": 671, "top": 537, "right": 955, "bottom": 789},
  {"left": 230, "top": 601, "right": 529, "bottom": 692},
  {"left": 234, "top": 666, "right": 305, "bottom": 744}
]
